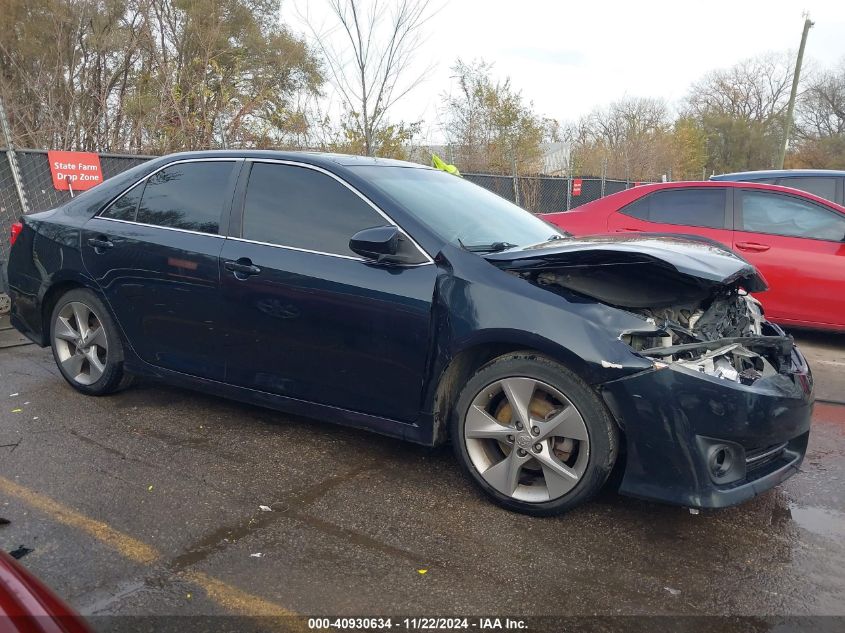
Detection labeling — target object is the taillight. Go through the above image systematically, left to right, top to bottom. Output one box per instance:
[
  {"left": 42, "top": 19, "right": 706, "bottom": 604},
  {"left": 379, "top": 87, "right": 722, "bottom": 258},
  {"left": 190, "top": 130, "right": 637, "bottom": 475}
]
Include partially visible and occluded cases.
[{"left": 10, "top": 222, "right": 22, "bottom": 247}]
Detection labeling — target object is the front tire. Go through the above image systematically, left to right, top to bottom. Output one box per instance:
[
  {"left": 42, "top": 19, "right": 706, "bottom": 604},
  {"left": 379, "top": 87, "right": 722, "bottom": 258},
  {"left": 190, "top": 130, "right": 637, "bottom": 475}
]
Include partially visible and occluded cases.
[
  {"left": 50, "top": 288, "right": 131, "bottom": 395},
  {"left": 452, "top": 352, "right": 618, "bottom": 516}
]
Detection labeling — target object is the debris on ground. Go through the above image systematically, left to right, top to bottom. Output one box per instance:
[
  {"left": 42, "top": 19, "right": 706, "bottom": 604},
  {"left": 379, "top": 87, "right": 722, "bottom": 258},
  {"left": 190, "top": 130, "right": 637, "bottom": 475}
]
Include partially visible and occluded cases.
[
  {"left": 259, "top": 505, "right": 272, "bottom": 512},
  {"left": 0, "top": 518, "right": 10, "bottom": 526},
  {"left": 9, "top": 546, "right": 33, "bottom": 560},
  {"left": 250, "top": 552, "right": 263, "bottom": 558},
  {"left": 665, "top": 587, "right": 681, "bottom": 596}
]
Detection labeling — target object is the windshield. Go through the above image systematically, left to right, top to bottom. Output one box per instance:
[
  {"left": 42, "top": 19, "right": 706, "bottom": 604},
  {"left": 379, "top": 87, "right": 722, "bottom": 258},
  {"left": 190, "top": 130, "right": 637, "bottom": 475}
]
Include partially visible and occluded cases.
[{"left": 353, "top": 166, "right": 563, "bottom": 250}]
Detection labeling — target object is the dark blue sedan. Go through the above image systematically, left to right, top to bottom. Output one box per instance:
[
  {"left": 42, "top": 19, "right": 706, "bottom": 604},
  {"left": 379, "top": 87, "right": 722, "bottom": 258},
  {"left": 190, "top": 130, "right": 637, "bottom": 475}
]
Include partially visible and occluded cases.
[{"left": 4, "top": 151, "right": 813, "bottom": 515}]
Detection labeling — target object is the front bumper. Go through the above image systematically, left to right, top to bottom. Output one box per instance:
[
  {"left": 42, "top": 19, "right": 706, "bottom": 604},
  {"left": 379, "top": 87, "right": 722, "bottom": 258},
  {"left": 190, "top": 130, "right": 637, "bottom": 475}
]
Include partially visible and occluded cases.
[{"left": 600, "top": 346, "right": 813, "bottom": 508}]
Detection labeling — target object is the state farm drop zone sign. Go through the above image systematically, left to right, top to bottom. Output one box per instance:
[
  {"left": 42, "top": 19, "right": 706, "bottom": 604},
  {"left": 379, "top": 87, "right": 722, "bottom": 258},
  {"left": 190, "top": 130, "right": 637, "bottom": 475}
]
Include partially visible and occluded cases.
[{"left": 47, "top": 151, "right": 103, "bottom": 192}]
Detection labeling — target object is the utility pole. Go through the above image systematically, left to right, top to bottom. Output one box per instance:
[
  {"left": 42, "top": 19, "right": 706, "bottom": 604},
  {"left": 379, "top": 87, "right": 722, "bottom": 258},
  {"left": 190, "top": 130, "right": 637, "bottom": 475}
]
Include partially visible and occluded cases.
[{"left": 778, "top": 14, "right": 814, "bottom": 169}]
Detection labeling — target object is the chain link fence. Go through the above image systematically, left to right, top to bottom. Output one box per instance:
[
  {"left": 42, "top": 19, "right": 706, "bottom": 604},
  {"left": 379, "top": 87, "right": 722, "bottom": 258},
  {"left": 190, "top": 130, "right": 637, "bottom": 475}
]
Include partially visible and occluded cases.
[
  {"left": 0, "top": 148, "right": 650, "bottom": 265},
  {"left": 0, "top": 148, "right": 152, "bottom": 262},
  {"left": 0, "top": 154, "right": 25, "bottom": 263},
  {"left": 462, "top": 173, "right": 648, "bottom": 214}
]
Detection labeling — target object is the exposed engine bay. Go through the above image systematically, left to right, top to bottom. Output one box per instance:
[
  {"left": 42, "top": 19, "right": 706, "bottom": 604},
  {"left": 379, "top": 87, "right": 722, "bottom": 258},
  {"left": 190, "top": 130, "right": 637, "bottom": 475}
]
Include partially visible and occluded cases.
[
  {"left": 527, "top": 271, "right": 795, "bottom": 386},
  {"left": 618, "top": 290, "right": 792, "bottom": 386}
]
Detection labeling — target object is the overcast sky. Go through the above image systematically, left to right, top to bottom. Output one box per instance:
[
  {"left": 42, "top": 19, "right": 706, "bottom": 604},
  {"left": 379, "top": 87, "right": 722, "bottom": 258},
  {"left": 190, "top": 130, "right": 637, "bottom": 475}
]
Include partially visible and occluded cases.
[{"left": 284, "top": 0, "right": 845, "bottom": 143}]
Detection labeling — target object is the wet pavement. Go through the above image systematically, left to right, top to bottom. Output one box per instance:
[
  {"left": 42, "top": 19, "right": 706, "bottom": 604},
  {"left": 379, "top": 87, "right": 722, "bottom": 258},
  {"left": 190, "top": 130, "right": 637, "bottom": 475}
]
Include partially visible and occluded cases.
[{"left": 0, "top": 330, "right": 843, "bottom": 622}]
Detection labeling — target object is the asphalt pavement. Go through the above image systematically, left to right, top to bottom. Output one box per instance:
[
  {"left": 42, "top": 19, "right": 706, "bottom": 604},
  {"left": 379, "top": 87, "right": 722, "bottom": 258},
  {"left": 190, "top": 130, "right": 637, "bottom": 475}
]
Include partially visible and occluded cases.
[{"left": 0, "top": 327, "right": 843, "bottom": 627}]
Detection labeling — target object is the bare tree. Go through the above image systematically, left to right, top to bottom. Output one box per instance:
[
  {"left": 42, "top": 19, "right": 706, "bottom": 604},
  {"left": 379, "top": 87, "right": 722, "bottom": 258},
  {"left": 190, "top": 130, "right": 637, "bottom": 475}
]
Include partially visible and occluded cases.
[
  {"left": 300, "top": 0, "right": 434, "bottom": 156},
  {"left": 683, "top": 52, "right": 797, "bottom": 172},
  {"left": 686, "top": 52, "right": 795, "bottom": 121},
  {"left": 440, "top": 59, "right": 552, "bottom": 174},
  {"left": 791, "top": 59, "right": 845, "bottom": 168},
  {"left": 797, "top": 60, "right": 845, "bottom": 139},
  {"left": 565, "top": 97, "right": 673, "bottom": 180}
]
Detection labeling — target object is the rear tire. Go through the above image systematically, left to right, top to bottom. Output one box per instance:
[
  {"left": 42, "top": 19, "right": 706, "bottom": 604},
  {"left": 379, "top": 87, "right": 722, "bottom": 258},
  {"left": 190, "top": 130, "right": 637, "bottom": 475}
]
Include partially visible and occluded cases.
[
  {"left": 50, "top": 288, "right": 132, "bottom": 396},
  {"left": 451, "top": 352, "right": 618, "bottom": 516}
]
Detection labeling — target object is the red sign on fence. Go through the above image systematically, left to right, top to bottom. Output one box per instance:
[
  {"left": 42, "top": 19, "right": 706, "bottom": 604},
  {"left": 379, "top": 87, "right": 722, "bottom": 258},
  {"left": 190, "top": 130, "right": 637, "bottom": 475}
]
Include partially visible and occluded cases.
[
  {"left": 47, "top": 151, "right": 103, "bottom": 191},
  {"left": 572, "top": 178, "right": 583, "bottom": 196}
]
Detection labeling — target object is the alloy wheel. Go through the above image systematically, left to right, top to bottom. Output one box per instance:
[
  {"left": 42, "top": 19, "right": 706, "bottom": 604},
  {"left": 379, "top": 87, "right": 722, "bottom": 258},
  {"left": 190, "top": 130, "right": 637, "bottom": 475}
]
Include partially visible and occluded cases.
[
  {"left": 53, "top": 301, "right": 109, "bottom": 386},
  {"left": 464, "top": 377, "right": 590, "bottom": 503}
]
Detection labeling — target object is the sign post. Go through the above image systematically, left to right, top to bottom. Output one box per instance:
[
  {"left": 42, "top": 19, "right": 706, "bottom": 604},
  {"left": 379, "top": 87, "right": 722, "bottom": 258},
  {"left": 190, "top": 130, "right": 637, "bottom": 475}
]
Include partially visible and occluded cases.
[{"left": 47, "top": 151, "right": 103, "bottom": 196}]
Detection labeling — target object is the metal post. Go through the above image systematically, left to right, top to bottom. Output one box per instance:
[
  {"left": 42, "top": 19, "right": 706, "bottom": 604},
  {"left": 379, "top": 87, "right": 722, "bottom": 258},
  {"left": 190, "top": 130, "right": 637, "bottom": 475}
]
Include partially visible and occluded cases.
[
  {"left": 778, "top": 15, "right": 813, "bottom": 169},
  {"left": 0, "top": 96, "right": 29, "bottom": 215},
  {"left": 510, "top": 143, "right": 520, "bottom": 206},
  {"left": 600, "top": 157, "right": 607, "bottom": 197},
  {"left": 565, "top": 176, "right": 571, "bottom": 211}
]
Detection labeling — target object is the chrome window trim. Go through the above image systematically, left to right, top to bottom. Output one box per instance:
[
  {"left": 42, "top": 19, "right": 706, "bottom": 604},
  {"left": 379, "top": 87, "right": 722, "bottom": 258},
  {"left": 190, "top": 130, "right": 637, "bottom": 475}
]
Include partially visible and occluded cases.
[
  {"left": 97, "top": 157, "right": 243, "bottom": 237},
  {"left": 243, "top": 158, "right": 434, "bottom": 265},
  {"left": 96, "top": 216, "right": 226, "bottom": 239},
  {"left": 226, "top": 235, "right": 433, "bottom": 267}
]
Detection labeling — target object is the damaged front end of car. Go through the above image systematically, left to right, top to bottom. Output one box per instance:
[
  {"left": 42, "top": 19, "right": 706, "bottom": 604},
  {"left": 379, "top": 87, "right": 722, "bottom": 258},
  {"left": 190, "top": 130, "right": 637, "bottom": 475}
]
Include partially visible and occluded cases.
[
  {"left": 486, "top": 235, "right": 814, "bottom": 508},
  {"left": 620, "top": 290, "right": 791, "bottom": 388}
]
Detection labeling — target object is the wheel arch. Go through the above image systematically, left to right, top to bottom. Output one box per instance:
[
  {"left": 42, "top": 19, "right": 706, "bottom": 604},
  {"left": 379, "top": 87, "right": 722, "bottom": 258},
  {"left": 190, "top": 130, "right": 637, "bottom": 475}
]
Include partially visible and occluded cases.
[
  {"left": 40, "top": 277, "right": 102, "bottom": 347},
  {"left": 429, "top": 332, "right": 593, "bottom": 446}
]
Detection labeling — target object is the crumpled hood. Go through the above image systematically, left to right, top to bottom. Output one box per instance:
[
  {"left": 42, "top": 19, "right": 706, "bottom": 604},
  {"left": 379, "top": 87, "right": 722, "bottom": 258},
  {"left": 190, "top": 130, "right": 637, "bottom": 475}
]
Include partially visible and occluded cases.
[{"left": 484, "top": 233, "right": 768, "bottom": 293}]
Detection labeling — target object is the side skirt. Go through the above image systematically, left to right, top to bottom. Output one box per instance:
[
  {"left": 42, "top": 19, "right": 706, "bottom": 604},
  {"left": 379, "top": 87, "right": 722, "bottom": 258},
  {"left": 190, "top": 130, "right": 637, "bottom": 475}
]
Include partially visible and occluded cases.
[{"left": 123, "top": 358, "right": 435, "bottom": 446}]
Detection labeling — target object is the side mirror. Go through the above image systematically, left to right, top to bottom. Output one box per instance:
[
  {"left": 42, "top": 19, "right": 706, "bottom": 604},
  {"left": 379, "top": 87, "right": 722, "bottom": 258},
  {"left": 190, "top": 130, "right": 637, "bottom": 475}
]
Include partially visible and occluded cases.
[{"left": 349, "top": 225, "right": 424, "bottom": 265}]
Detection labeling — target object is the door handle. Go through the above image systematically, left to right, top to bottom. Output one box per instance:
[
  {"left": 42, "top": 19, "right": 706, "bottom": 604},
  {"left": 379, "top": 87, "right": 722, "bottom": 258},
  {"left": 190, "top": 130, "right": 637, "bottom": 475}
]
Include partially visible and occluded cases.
[
  {"left": 619, "top": 227, "right": 642, "bottom": 232},
  {"left": 87, "top": 236, "right": 114, "bottom": 250},
  {"left": 735, "top": 241, "right": 771, "bottom": 253},
  {"left": 224, "top": 259, "right": 261, "bottom": 276}
]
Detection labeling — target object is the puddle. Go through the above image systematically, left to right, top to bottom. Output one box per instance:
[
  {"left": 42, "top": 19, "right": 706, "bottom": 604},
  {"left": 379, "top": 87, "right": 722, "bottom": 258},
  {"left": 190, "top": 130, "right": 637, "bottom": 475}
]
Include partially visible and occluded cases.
[{"left": 789, "top": 503, "right": 845, "bottom": 541}]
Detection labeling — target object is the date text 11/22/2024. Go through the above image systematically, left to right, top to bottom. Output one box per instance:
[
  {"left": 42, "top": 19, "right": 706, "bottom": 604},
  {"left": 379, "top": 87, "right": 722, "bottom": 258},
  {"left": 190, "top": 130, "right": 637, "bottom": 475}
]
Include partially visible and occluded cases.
[{"left": 307, "top": 617, "right": 528, "bottom": 630}]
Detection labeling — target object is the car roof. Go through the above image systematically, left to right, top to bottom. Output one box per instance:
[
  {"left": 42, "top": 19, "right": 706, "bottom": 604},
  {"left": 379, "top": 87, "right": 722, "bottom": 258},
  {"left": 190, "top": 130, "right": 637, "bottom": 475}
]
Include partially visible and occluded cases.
[
  {"left": 156, "top": 149, "right": 430, "bottom": 170},
  {"left": 711, "top": 169, "right": 845, "bottom": 180}
]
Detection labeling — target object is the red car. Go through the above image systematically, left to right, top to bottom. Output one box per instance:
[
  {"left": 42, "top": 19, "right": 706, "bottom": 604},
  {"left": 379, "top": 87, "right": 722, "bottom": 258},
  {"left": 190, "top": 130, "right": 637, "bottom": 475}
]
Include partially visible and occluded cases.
[
  {"left": 543, "top": 181, "right": 845, "bottom": 332},
  {"left": 0, "top": 549, "right": 91, "bottom": 633}
]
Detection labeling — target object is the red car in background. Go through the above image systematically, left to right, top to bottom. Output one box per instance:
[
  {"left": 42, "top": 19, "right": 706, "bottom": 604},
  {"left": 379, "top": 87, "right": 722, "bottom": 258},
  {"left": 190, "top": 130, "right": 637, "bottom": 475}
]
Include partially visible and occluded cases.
[
  {"left": 543, "top": 181, "right": 845, "bottom": 332},
  {"left": 0, "top": 549, "right": 91, "bottom": 633}
]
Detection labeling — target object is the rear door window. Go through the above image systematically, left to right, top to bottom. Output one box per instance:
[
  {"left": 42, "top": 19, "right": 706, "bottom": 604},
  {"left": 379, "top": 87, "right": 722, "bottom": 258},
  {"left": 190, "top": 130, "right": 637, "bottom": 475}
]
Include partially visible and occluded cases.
[
  {"left": 134, "top": 161, "right": 236, "bottom": 234},
  {"left": 102, "top": 183, "right": 144, "bottom": 221},
  {"left": 621, "top": 189, "right": 727, "bottom": 229},
  {"left": 739, "top": 190, "right": 845, "bottom": 241},
  {"left": 619, "top": 196, "right": 649, "bottom": 220}
]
